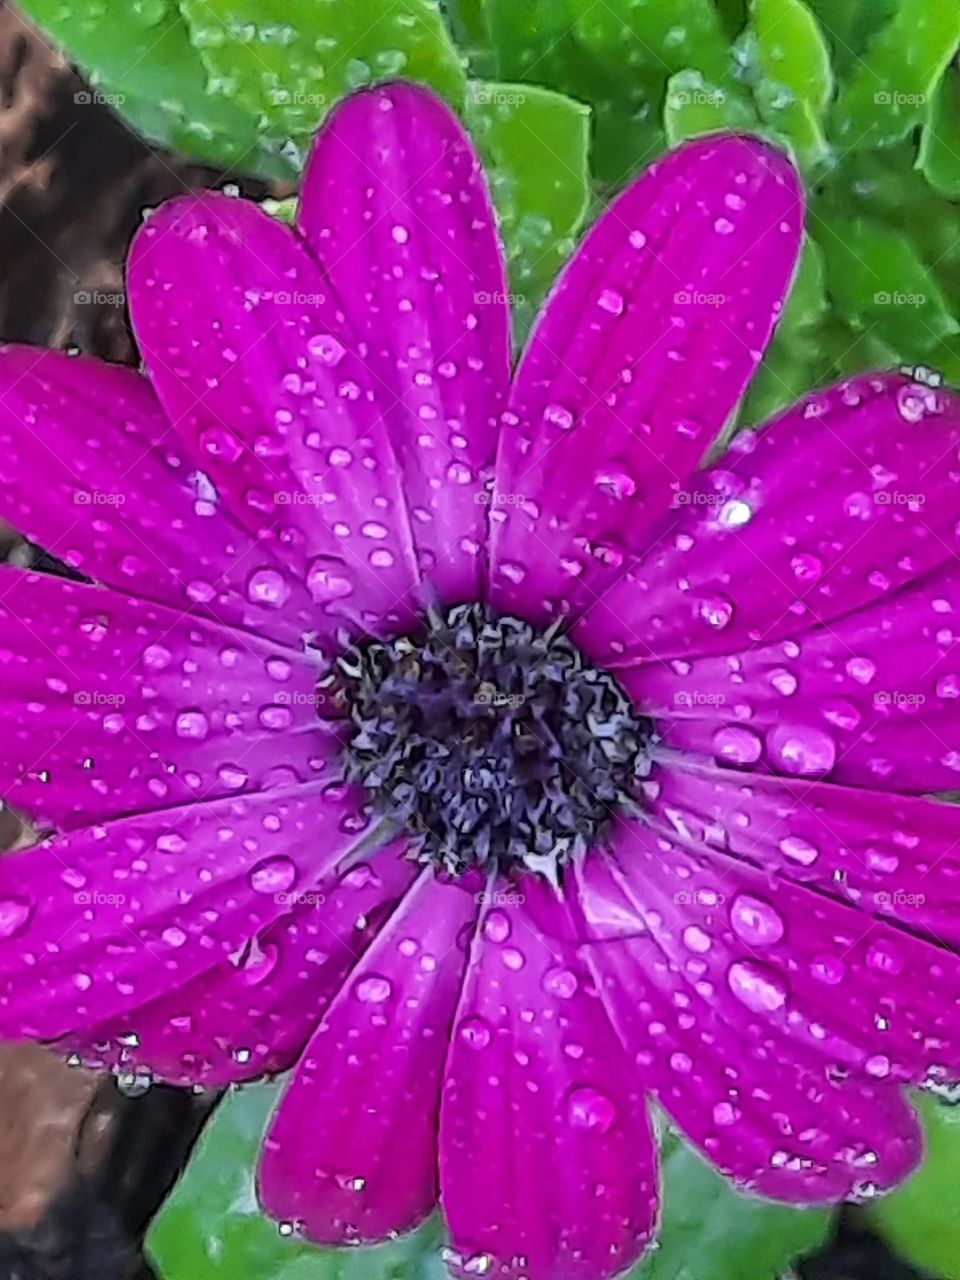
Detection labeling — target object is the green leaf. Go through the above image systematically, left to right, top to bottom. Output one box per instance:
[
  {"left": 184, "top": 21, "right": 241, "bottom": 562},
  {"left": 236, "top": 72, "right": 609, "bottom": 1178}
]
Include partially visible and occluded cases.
[
  {"left": 17, "top": 0, "right": 293, "bottom": 175},
  {"left": 179, "top": 0, "right": 467, "bottom": 165},
  {"left": 480, "top": 0, "right": 734, "bottom": 185},
  {"left": 750, "top": 0, "right": 833, "bottom": 171},
  {"left": 806, "top": 0, "right": 898, "bottom": 73},
  {"left": 830, "top": 0, "right": 960, "bottom": 151},
  {"left": 919, "top": 66, "right": 960, "bottom": 197},
  {"left": 663, "top": 70, "right": 757, "bottom": 147},
  {"left": 465, "top": 83, "right": 591, "bottom": 340},
  {"left": 814, "top": 209, "right": 959, "bottom": 359},
  {"left": 148, "top": 1081, "right": 445, "bottom": 1280},
  {"left": 868, "top": 1091, "right": 960, "bottom": 1280},
  {"left": 633, "top": 1131, "right": 831, "bottom": 1279}
]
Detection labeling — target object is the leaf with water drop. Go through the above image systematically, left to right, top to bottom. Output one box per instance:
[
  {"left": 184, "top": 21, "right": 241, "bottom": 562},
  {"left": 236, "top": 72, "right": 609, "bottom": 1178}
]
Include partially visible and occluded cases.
[
  {"left": 17, "top": 0, "right": 293, "bottom": 176},
  {"left": 178, "top": 0, "right": 467, "bottom": 166},
  {"left": 480, "top": 0, "right": 734, "bottom": 185},
  {"left": 749, "top": 0, "right": 833, "bottom": 171},
  {"left": 829, "top": 0, "right": 960, "bottom": 151},
  {"left": 919, "top": 64, "right": 960, "bottom": 197},
  {"left": 662, "top": 70, "right": 757, "bottom": 147},
  {"left": 464, "top": 82, "right": 591, "bottom": 340},
  {"left": 813, "top": 209, "right": 959, "bottom": 358},
  {"left": 149, "top": 1079, "right": 446, "bottom": 1279},
  {"left": 867, "top": 1090, "right": 960, "bottom": 1280},
  {"left": 634, "top": 1129, "right": 831, "bottom": 1279}
]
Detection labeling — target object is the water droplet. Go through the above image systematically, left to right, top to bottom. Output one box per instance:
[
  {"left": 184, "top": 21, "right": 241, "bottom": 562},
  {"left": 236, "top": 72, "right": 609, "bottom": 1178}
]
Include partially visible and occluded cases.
[
  {"left": 597, "top": 288, "right": 625, "bottom": 316},
  {"left": 308, "top": 333, "right": 346, "bottom": 366},
  {"left": 543, "top": 403, "right": 575, "bottom": 431},
  {"left": 306, "top": 557, "right": 353, "bottom": 602},
  {"left": 247, "top": 567, "right": 290, "bottom": 608},
  {"left": 698, "top": 597, "right": 732, "bottom": 629},
  {"left": 175, "top": 709, "right": 209, "bottom": 740},
  {"left": 766, "top": 725, "right": 836, "bottom": 777},
  {"left": 712, "top": 726, "right": 762, "bottom": 765},
  {"left": 779, "top": 834, "right": 819, "bottom": 866},
  {"left": 249, "top": 857, "right": 297, "bottom": 894},
  {"left": 730, "top": 894, "right": 785, "bottom": 946},
  {"left": 0, "top": 898, "right": 32, "bottom": 938},
  {"left": 483, "top": 910, "right": 511, "bottom": 943},
  {"left": 682, "top": 924, "right": 712, "bottom": 954},
  {"left": 161, "top": 925, "right": 188, "bottom": 948},
  {"left": 727, "top": 960, "right": 787, "bottom": 1013},
  {"left": 542, "top": 967, "right": 578, "bottom": 998},
  {"left": 355, "top": 974, "right": 392, "bottom": 1003},
  {"left": 459, "top": 1015, "right": 491, "bottom": 1050},
  {"left": 567, "top": 1086, "right": 616, "bottom": 1133}
]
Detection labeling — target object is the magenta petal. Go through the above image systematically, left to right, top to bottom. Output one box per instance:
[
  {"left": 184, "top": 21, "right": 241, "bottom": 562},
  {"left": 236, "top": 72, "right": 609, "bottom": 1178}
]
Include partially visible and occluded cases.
[
  {"left": 299, "top": 84, "right": 511, "bottom": 603},
  {"left": 490, "top": 132, "right": 802, "bottom": 622},
  {"left": 128, "top": 192, "right": 424, "bottom": 637},
  {"left": 0, "top": 346, "right": 313, "bottom": 642},
  {"left": 584, "top": 370, "right": 960, "bottom": 664},
  {"left": 629, "top": 559, "right": 960, "bottom": 791},
  {"left": 0, "top": 567, "right": 332, "bottom": 831},
  {"left": 641, "top": 761, "right": 960, "bottom": 947},
  {"left": 0, "top": 781, "right": 372, "bottom": 1039},
  {"left": 573, "top": 826, "right": 960, "bottom": 1087},
  {"left": 60, "top": 845, "right": 418, "bottom": 1087},
  {"left": 581, "top": 849, "right": 921, "bottom": 1201},
  {"left": 258, "top": 872, "right": 476, "bottom": 1243},
  {"left": 440, "top": 883, "right": 658, "bottom": 1280}
]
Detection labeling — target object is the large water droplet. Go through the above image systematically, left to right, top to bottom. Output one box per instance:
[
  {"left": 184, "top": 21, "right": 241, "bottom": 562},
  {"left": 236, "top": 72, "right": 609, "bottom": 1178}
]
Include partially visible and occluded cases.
[
  {"left": 249, "top": 857, "right": 297, "bottom": 895},
  {"left": 730, "top": 894, "right": 785, "bottom": 946},
  {"left": 727, "top": 960, "right": 787, "bottom": 1013},
  {"left": 566, "top": 1086, "right": 616, "bottom": 1133}
]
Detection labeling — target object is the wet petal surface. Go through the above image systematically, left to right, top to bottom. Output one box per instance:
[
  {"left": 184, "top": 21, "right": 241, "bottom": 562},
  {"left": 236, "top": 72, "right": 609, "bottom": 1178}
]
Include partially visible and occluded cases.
[
  {"left": 299, "top": 84, "right": 511, "bottom": 603},
  {"left": 491, "top": 133, "right": 802, "bottom": 623},
  {"left": 128, "top": 193, "right": 426, "bottom": 644},
  {"left": 0, "top": 346, "right": 314, "bottom": 644},
  {"left": 582, "top": 371, "right": 960, "bottom": 665},
  {"left": 0, "top": 568, "right": 333, "bottom": 831},
  {"left": 0, "top": 780, "right": 372, "bottom": 1039},
  {"left": 580, "top": 843, "right": 921, "bottom": 1202},
  {"left": 61, "top": 847, "right": 417, "bottom": 1087},
  {"left": 259, "top": 870, "right": 476, "bottom": 1242},
  {"left": 440, "top": 882, "right": 658, "bottom": 1280}
]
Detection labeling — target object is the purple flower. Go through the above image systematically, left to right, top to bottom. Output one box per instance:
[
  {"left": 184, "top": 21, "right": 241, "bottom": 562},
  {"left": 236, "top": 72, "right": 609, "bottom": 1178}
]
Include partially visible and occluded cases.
[{"left": 0, "top": 79, "right": 958, "bottom": 1279}]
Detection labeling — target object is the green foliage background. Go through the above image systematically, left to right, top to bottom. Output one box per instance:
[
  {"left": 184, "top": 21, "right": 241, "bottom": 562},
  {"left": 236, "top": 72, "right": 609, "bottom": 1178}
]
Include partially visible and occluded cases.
[{"left": 15, "top": 1, "right": 960, "bottom": 1276}]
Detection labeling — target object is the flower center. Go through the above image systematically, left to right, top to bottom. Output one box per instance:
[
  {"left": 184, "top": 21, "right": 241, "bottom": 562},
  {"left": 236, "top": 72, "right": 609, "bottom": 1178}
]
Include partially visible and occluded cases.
[{"left": 335, "top": 603, "right": 654, "bottom": 880}]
